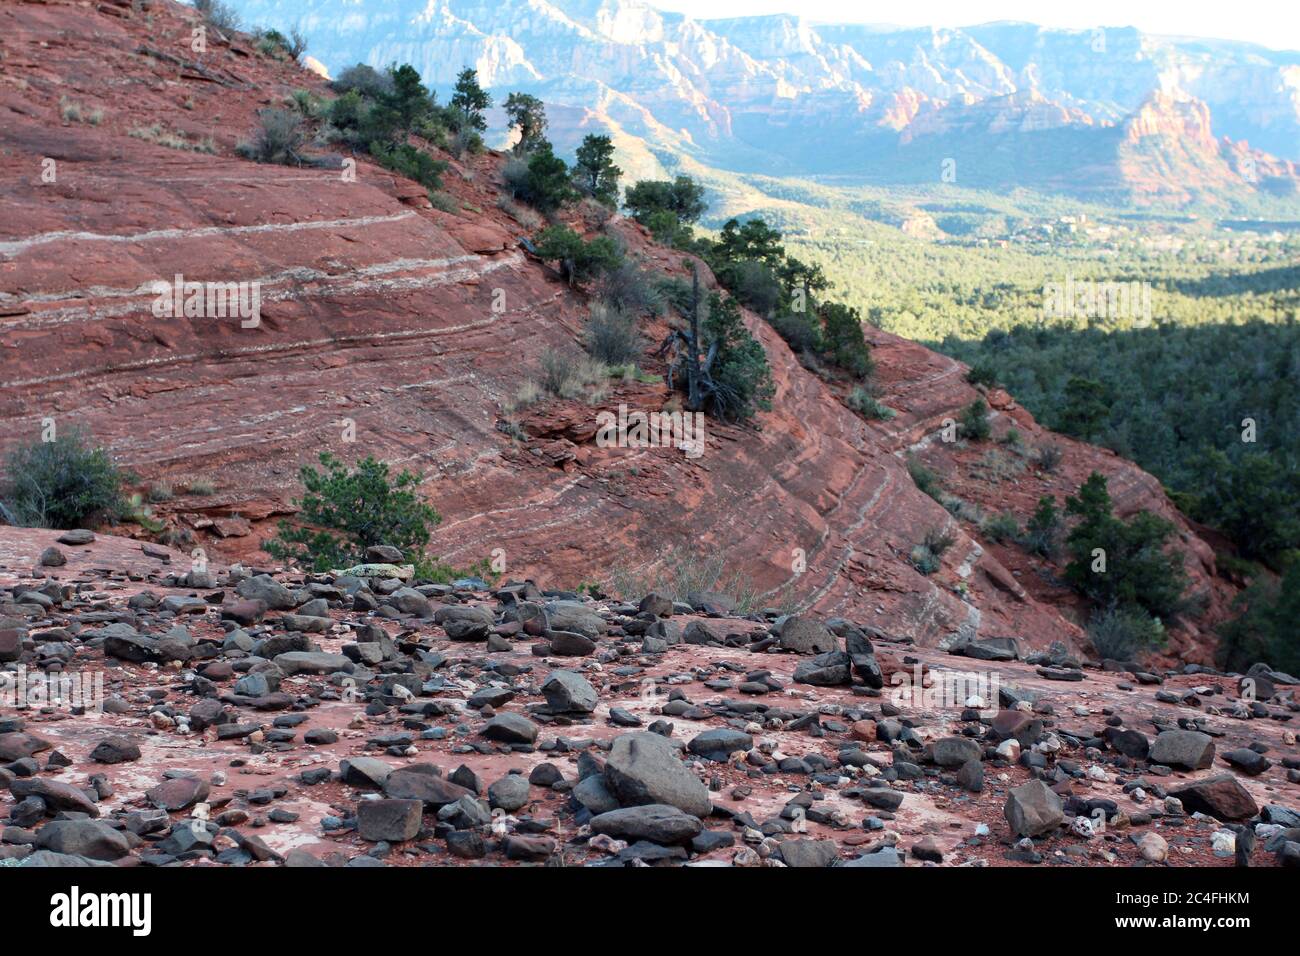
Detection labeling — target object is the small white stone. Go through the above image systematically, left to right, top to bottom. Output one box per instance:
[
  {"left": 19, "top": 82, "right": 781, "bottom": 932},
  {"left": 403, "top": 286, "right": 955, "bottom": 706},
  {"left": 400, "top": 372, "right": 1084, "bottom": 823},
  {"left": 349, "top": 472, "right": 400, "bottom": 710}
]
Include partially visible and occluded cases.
[
  {"left": 1137, "top": 829, "right": 1166, "bottom": 864},
  {"left": 1211, "top": 830, "right": 1236, "bottom": 855}
]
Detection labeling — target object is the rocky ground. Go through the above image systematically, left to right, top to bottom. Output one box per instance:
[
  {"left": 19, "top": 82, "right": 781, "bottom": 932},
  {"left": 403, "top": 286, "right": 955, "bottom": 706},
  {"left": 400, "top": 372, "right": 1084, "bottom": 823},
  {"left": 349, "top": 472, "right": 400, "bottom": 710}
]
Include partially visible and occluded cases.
[{"left": 1, "top": 527, "right": 1296, "bottom": 868}]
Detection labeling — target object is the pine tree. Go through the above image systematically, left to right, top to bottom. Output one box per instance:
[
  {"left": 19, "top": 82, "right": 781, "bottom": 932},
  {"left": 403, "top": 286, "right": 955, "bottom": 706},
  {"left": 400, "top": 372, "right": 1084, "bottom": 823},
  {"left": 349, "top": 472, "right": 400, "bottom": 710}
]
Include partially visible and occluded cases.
[
  {"left": 385, "top": 64, "right": 430, "bottom": 130},
  {"left": 450, "top": 68, "right": 491, "bottom": 132},
  {"left": 572, "top": 134, "right": 622, "bottom": 206},
  {"left": 1064, "top": 472, "right": 1186, "bottom": 618},
  {"left": 1023, "top": 494, "right": 1060, "bottom": 557}
]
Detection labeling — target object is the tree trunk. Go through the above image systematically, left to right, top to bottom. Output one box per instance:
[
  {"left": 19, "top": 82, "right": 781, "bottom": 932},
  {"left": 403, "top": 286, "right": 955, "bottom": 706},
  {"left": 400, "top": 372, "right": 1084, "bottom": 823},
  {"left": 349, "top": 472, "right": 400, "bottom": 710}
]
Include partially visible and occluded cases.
[{"left": 685, "top": 264, "right": 704, "bottom": 411}]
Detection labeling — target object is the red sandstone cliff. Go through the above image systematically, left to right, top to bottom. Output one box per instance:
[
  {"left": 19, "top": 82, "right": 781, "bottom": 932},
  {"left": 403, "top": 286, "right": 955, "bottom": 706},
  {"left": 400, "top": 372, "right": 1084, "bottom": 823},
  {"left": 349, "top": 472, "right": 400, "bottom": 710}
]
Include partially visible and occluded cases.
[{"left": 0, "top": 0, "right": 1236, "bottom": 663}]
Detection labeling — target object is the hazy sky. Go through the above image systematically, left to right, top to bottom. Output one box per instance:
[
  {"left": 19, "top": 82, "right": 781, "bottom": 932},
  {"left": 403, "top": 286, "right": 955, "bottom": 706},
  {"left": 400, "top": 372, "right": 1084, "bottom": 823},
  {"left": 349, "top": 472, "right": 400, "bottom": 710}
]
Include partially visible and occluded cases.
[{"left": 648, "top": 0, "right": 1299, "bottom": 51}]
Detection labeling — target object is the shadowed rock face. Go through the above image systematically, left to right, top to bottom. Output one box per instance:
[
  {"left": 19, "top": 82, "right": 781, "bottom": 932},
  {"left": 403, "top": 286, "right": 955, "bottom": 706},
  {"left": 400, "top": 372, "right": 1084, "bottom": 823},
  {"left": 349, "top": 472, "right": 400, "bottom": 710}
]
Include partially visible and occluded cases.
[{"left": 0, "top": 0, "right": 1236, "bottom": 657}]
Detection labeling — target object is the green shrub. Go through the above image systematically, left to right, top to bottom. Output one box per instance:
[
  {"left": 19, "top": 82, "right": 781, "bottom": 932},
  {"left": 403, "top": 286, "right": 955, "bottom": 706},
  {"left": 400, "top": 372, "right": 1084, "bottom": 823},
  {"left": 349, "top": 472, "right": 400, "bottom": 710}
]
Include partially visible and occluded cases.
[
  {"left": 194, "top": 0, "right": 241, "bottom": 32},
  {"left": 253, "top": 28, "right": 306, "bottom": 61},
  {"left": 332, "top": 64, "right": 394, "bottom": 100},
  {"left": 386, "top": 64, "right": 431, "bottom": 130},
  {"left": 287, "top": 88, "right": 325, "bottom": 119},
  {"left": 326, "top": 89, "right": 366, "bottom": 136},
  {"left": 237, "top": 109, "right": 306, "bottom": 165},
  {"left": 129, "top": 123, "right": 216, "bottom": 153},
  {"left": 449, "top": 128, "right": 483, "bottom": 158},
  {"left": 369, "top": 141, "right": 447, "bottom": 190},
  {"left": 513, "top": 143, "right": 577, "bottom": 213},
  {"left": 502, "top": 153, "right": 531, "bottom": 194},
  {"left": 624, "top": 176, "right": 707, "bottom": 231},
  {"left": 427, "top": 190, "right": 459, "bottom": 213},
  {"left": 532, "top": 225, "right": 622, "bottom": 286},
  {"left": 724, "top": 260, "right": 783, "bottom": 318},
  {"left": 593, "top": 262, "right": 664, "bottom": 316},
  {"left": 701, "top": 293, "right": 774, "bottom": 422},
  {"left": 584, "top": 303, "right": 642, "bottom": 366},
  {"left": 771, "top": 312, "right": 824, "bottom": 354},
  {"left": 537, "top": 348, "right": 608, "bottom": 400},
  {"left": 967, "top": 362, "right": 998, "bottom": 388},
  {"left": 847, "top": 387, "right": 895, "bottom": 420},
  {"left": 958, "top": 398, "right": 992, "bottom": 441},
  {"left": 1, "top": 428, "right": 125, "bottom": 529},
  {"left": 1036, "top": 442, "right": 1063, "bottom": 473},
  {"left": 264, "top": 453, "right": 440, "bottom": 572},
  {"left": 906, "top": 454, "right": 942, "bottom": 501},
  {"left": 184, "top": 477, "right": 217, "bottom": 496},
  {"left": 146, "top": 482, "right": 175, "bottom": 503},
  {"left": 1021, "top": 494, "right": 1060, "bottom": 557},
  {"left": 982, "top": 512, "right": 1020, "bottom": 543},
  {"left": 911, "top": 528, "right": 955, "bottom": 575},
  {"left": 924, "top": 528, "right": 956, "bottom": 557},
  {"left": 909, "top": 548, "right": 941, "bottom": 575},
  {"left": 413, "top": 555, "right": 499, "bottom": 586},
  {"left": 1217, "top": 559, "right": 1300, "bottom": 674},
  {"left": 1087, "top": 605, "right": 1166, "bottom": 661}
]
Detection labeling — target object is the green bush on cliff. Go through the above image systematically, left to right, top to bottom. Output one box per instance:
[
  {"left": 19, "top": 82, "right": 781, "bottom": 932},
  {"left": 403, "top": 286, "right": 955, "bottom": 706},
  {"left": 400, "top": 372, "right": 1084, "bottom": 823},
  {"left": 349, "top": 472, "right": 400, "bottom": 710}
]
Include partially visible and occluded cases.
[
  {"left": 368, "top": 141, "right": 447, "bottom": 190},
  {"left": 532, "top": 225, "right": 622, "bottom": 286},
  {"left": 1, "top": 428, "right": 126, "bottom": 529},
  {"left": 264, "top": 453, "right": 441, "bottom": 572},
  {"left": 1064, "top": 471, "right": 1188, "bottom": 622}
]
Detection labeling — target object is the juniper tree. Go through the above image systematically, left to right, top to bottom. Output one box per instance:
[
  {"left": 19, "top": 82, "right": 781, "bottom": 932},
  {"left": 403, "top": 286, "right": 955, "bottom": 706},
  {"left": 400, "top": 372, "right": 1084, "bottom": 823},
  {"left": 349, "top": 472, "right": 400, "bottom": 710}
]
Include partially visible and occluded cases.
[{"left": 504, "top": 92, "right": 547, "bottom": 152}]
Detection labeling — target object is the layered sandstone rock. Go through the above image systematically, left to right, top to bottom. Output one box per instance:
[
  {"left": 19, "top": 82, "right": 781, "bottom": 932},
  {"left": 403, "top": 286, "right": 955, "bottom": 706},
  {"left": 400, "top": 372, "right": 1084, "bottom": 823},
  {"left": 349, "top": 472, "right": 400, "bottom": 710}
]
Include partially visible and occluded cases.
[{"left": 0, "top": 0, "right": 1237, "bottom": 662}]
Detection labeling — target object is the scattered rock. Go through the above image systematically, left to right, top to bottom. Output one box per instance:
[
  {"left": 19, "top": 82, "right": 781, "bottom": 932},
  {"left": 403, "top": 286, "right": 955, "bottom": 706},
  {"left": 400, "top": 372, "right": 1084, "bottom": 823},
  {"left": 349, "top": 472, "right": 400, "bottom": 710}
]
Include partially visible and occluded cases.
[
  {"left": 1150, "top": 730, "right": 1215, "bottom": 770},
  {"left": 605, "top": 732, "right": 712, "bottom": 817},
  {"left": 1169, "top": 775, "right": 1259, "bottom": 821},
  {"left": 1004, "top": 779, "right": 1064, "bottom": 837},
  {"left": 357, "top": 798, "right": 423, "bottom": 842}
]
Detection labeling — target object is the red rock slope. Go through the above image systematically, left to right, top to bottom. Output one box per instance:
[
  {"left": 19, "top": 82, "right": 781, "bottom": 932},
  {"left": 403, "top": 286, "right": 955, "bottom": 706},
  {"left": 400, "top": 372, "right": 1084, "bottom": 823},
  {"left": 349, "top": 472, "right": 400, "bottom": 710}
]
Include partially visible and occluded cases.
[{"left": 0, "top": 0, "right": 1235, "bottom": 660}]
